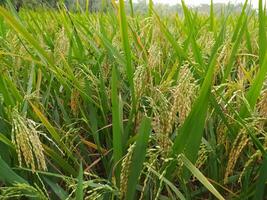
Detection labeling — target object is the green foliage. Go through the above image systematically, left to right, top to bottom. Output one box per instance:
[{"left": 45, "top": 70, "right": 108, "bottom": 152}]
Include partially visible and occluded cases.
[{"left": 0, "top": 1, "right": 266, "bottom": 199}]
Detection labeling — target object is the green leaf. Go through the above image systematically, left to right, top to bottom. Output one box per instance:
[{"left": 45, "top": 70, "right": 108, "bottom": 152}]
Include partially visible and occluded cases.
[
  {"left": 118, "top": 0, "right": 135, "bottom": 107},
  {"left": 129, "top": 0, "right": 134, "bottom": 17},
  {"left": 148, "top": 0, "right": 153, "bottom": 17},
  {"left": 210, "top": 0, "right": 214, "bottom": 31},
  {"left": 231, "top": 0, "right": 248, "bottom": 42},
  {"left": 259, "top": 0, "right": 267, "bottom": 66},
  {"left": 0, "top": 7, "right": 54, "bottom": 67},
  {"left": 153, "top": 8, "right": 186, "bottom": 64},
  {"left": 222, "top": 15, "right": 248, "bottom": 82},
  {"left": 239, "top": 53, "right": 267, "bottom": 118},
  {"left": 111, "top": 65, "right": 123, "bottom": 184},
  {"left": 125, "top": 117, "right": 151, "bottom": 200},
  {"left": 0, "top": 133, "right": 14, "bottom": 148},
  {"left": 43, "top": 145, "right": 77, "bottom": 176},
  {"left": 180, "top": 154, "right": 225, "bottom": 200},
  {"left": 253, "top": 154, "right": 267, "bottom": 200},
  {"left": 0, "top": 156, "right": 27, "bottom": 184},
  {"left": 75, "top": 163, "right": 84, "bottom": 200},
  {"left": 147, "top": 166, "right": 186, "bottom": 200},
  {"left": 44, "top": 178, "right": 69, "bottom": 200}
]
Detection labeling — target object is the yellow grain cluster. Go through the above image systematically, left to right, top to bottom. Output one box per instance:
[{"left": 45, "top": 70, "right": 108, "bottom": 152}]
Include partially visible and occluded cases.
[
  {"left": 54, "top": 28, "right": 69, "bottom": 63},
  {"left": 169, "top": 66, "right": 197, "bottom": 126},
  {"left": 70, "top": 88, "right": 80, "bottom": 115},
  {"left": 259, "top": 89, "right": 267, "bottom": 117},
  {"left": 12, "top": 109, "right": 47, "bottom": 172},
  {"left": 224, "top": 131, "right": 249, "bottom": 183},
  {"left": 196, "top": 142, "right": 210, "bottom": 169},
  {"left": 120, "top": 143, "right": 135, "bottom": 198}
]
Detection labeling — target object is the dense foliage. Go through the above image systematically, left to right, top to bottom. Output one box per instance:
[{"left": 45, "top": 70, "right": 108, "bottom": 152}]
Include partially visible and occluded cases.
[{"left": 0, "top": 0, "right": 266, "bottom": 199}]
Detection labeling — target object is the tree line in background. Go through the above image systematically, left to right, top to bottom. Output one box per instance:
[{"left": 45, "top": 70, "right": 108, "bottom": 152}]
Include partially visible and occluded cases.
[
  {"left": 0, "top": 0, "right": 251, "bottom": 15},
  {"left": 0, "top": 0, "right": 111, "bottom": 12}
]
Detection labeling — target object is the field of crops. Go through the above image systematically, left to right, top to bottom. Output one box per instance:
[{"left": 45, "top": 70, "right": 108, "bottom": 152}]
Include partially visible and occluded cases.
[{"left": 0, "top": 0, "right": 267, "bottom": 199}]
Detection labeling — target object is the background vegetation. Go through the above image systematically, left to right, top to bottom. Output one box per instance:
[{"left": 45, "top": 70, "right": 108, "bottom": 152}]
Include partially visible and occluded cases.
[
  {"left": 0, "top": 0, "right": 266, "bottom": 199},
  {"left": 0, "top": 0, "right": 250, "bottom": 14}
]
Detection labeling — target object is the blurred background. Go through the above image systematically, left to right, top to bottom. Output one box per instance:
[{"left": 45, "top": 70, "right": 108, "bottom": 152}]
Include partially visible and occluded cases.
[{"left": 0, "top": 0, "right": 257, "bottom": 14}]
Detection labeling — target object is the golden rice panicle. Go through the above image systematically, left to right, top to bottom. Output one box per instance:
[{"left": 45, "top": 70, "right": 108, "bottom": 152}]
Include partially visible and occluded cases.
[
  {"left": 54, "top": 28, "right": 69, "bottom": 62},
  {"left": 198, "top": 31, "right": 215, "bottom": 55},
  {"left": 217, "top": 41, "right": 231, "bottom": 72},
  {"left": 148, "top": 45, "right": 162, "bottom": 70},
  {"left": 134, "top": 65, "right": 147, "bottom": 100},
  {"left": 149, "top": 65, "right": 197, "bottom": 154},
  {"left": 168, "top": 65, "right": 198, "bottom": 131},
  {"left": 70, "top": 70, "right": 88, "bottom": 116},
  {"left": 70, "top": 88, "right": 80, "bottom": 116},
  {"left": 148, "top": 89, "right": 172, "bottom": 153},
  {"left": 258, "top": 89, "right": 267, "bottom": 117},
  {"left": 12, "top": 109, "right": 47, "bottom": 172},
  {"left": 27, "top": 119, "right": 47, "bottom": 171},
  {"left": 217, "top": 123, "right": 230, "bottom": 153},
  {"left": 224, "top": 131, "right": 249, "bottom": 183},
  {"left": 239, "top": 132, "right": 267, "bottom": 181},
  {"left": 156, "top": 133, "right": 172, "bottom": 154},
  {"left": 196, "top": 142, "right": 210, "bottom": 169},
  {"left": 120, "top": 144, "right": 135, "bottom": 199},
  {"left": 139, "top": 146, "right": 163, "bottom": 200},
  {"left": 239, "top": 150, "right": 262, "bottom": 183},
  {"left": 0, "top": 183, "right": 48, "bottom": 200},
  {"left": 85, "top": 187, "right": 103, "bottom": 200},
  {"left": 85, "top": 192, "right": 102, "bottom": 200}
]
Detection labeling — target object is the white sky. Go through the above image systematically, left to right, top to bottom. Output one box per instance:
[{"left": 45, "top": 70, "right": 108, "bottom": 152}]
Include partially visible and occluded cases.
[{"left": 138, "top": 0, "right": 265, "bottom": 8}]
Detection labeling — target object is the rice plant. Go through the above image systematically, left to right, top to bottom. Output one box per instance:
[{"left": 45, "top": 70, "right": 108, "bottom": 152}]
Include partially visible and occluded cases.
[{"left": 0, "top": 0, "right": 267, "bottom": 199}]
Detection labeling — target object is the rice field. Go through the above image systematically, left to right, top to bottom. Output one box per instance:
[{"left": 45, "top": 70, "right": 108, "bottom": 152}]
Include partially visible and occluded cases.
[{"left": 0, "top": 0, "right": 267, "bottom": 199}]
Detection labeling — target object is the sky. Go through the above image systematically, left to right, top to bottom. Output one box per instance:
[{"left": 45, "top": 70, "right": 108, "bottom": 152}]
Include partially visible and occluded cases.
[{"left": 138, "top": 0, "right": 265, "bottom": 8}]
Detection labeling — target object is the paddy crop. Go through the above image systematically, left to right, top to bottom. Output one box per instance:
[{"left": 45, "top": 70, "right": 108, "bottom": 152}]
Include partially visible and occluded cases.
[{"left": 0, "top": 0, "right": 266, "bottom": 199}]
